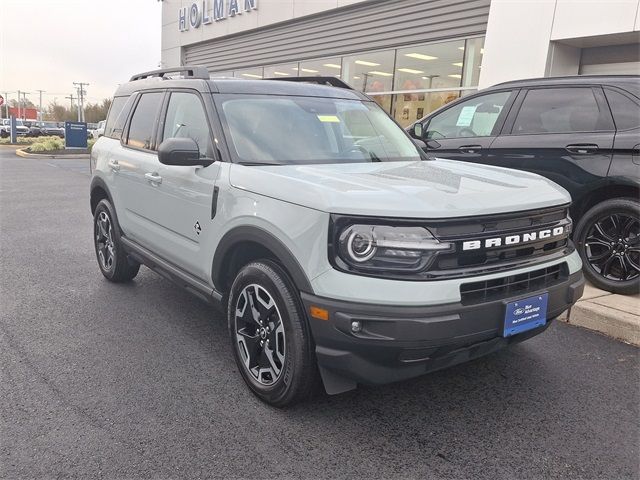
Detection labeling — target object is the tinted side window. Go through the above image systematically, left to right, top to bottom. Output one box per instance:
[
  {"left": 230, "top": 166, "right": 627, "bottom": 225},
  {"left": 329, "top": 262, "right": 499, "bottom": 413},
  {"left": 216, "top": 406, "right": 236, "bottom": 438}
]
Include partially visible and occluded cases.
[
  {"left": 512, "top": 87, "right": 612, "bottom": 134},
  {"left": 604, "top": 88, "right": 640, "bottom": 131},
  {"left": 425, "top": 91, "right": 512, "bottom": 140},
  {"left": 126, "top": 92, "right": 164, "bottom": 150},
  {"left": 162, "top": 92, "right": 213, "bottom": 158},
  {"left": 104, "top": 95, "right": 132, "bottom": 138}
]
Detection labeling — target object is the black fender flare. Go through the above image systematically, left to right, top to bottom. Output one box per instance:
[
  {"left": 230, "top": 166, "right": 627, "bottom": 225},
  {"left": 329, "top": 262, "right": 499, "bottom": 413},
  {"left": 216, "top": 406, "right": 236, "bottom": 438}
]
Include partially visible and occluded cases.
[
  {"left": 89, "top": 176, "right": 114, "bottom": 214},
  {"left": 212, "top": 225, "right": 314, "bottom": 294}
]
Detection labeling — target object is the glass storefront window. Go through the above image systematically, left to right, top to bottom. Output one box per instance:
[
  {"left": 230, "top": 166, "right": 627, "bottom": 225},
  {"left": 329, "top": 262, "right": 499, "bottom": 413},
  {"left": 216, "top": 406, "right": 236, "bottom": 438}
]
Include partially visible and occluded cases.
[
  {"left": 462, "top": 37, "right": 484, "bottom": 87},
  {"left": 395, "top": 40, "right": 464, "bottom": 93},
  {"left": 343, "top": 50, "right": 395, "bottom": 93},
  {"left": 299, "top": 57, "right": 342, "bottom": 78},
  {"left": 264, "top": 63, "right": 299, "bottom": 78},
  {"left": 234, "top": 67, "right": 264, "bottom": 79},
  {"left": 211, "top": 71, "right": 234, "bottom": 78},
  {"left": 392, "top": 90, "right": 461, "bottom": 128},
  {"left": 367, "top": 94, "right": 393, "bottom": 114}
]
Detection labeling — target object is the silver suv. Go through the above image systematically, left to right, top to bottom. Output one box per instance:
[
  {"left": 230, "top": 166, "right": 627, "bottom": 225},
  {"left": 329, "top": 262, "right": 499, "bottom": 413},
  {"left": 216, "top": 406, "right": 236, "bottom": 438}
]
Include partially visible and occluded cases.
[{"left": 90, "top": 66, "right": 585, "bottom": 407}]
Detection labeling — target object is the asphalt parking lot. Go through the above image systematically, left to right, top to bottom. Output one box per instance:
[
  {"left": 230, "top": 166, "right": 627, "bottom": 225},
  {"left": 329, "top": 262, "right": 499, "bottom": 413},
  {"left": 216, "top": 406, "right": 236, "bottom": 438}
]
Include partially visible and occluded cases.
[{"left": 1, "top": 148, "right": 638, "bottom": 479}]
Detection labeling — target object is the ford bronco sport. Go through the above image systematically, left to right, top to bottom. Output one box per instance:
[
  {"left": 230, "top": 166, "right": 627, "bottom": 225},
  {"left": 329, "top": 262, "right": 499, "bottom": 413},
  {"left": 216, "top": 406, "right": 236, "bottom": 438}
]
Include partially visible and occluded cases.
[{"left": 90, "top": 66, "right": 585, "bottom": 407}]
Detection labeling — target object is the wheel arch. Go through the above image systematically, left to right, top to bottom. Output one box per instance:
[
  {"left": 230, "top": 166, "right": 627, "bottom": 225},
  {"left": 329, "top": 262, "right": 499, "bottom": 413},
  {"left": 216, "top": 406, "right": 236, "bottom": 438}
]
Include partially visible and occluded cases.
[
  {"left": 90, "top": 176, "right": 113, "bottom": 214},
  {"left": 575, "top": 181, "right": 640, "bottom": 219},
  {"left": 212, "top": 226, "right": 314, "bottom": 296}
]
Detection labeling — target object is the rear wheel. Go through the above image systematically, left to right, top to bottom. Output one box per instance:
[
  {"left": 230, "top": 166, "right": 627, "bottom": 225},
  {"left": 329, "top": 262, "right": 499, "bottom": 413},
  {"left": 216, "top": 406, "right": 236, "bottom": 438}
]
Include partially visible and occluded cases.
[
  {"left": 575, "top": 198, "right": 639, "bottom": 295},
  {"left": 93, "top": 199, "right": 140, "bottom": 283},
  {"left": 228, "top": 260, "right": 317, "bottom": 407}
]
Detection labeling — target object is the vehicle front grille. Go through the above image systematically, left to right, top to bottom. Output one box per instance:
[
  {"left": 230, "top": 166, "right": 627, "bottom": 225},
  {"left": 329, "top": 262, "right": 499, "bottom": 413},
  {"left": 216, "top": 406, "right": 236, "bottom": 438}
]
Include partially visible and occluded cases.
[
  {"left": 424, "top": 205, "right": 573, "bottom": 279},
  {"left": 460, "top": 263, "right": 568, "bottom": 305}
]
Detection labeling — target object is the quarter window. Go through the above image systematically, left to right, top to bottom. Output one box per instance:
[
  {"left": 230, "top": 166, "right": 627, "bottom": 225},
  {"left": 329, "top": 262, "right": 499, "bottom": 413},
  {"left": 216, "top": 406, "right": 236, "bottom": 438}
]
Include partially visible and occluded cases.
[
  {"left": 512, "top": 87, "right": 612, "bottom": 134},
  {"left": 604, "top": 88, "right": 640, "bottom": 131},
  {"left": 425, "top": 91, "right": 512, "bottom": 139},
  {"left": 126, "top": 92, "right": 164, "bottom": 150},
  {"left": 162, "top": 92, "right": 213, "bottom": 159},
  {"left": 104, "top": 95, "right": 133, "bottom": 139}
]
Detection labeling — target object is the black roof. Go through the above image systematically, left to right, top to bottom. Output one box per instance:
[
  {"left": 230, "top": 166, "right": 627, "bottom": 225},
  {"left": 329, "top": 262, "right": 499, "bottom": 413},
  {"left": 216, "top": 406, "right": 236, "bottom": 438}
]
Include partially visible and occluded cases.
[{"left": 491, "top": 75, "right": 640, "bottom": 97}]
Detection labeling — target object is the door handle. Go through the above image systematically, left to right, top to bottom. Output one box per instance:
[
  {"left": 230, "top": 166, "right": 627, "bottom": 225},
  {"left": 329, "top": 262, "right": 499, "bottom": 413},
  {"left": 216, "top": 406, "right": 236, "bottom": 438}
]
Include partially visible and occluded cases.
[
  {"left": 565, "top": 144, "right": 598, "bottom": 154},
  {"left": 458, "top": 145, "right": 482, "bottom": 154},
  {"left": 108, "top": 159, "right": 120, "bottom": 172},
  {"left": 145, "top": 172, "right": 162, "bottom": 185}
]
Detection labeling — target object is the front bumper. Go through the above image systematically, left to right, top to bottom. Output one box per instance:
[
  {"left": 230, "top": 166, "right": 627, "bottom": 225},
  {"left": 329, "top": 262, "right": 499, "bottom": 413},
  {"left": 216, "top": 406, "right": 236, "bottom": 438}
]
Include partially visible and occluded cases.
[{"left": 302, "top": 270, "right": 584, "bottom": 394}]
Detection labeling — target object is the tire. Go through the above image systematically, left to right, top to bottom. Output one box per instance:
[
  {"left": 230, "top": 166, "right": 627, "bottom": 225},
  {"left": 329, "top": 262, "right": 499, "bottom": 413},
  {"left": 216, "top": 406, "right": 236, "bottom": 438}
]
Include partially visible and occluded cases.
[
  {"left": 574, "top": 198, "right": 639, "bottom": 295},
  {"left": 93, "top": 199, "right": 140, "bottom": 283},
  {"left": 227, "top": 260, "right": 318, "bottom": 407}
]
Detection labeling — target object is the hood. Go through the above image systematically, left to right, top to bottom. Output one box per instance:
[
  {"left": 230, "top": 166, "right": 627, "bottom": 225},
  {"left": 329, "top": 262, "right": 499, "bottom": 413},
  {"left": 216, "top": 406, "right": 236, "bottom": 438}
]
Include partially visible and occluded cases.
[{"left": 229, "top": 159, "right": 571, "bottom": 218}]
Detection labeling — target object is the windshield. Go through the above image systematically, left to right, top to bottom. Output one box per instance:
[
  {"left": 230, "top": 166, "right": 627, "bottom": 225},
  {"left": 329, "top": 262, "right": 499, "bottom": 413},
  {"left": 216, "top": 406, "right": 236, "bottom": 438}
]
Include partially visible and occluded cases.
[{"left": 216, "top": 95, "right": 422, "bottom": 165}]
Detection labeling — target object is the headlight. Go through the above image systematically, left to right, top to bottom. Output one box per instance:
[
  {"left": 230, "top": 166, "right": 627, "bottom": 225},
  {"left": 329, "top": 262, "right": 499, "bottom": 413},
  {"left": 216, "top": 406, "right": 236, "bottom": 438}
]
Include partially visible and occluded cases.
[{"left": 335, "top": 224, "right": 452, "bottom": 274}]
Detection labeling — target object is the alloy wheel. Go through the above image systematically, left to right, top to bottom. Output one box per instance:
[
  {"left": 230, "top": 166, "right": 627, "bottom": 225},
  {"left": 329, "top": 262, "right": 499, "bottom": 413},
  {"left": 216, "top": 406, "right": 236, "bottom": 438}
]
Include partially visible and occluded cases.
[
  {"left": 95, "top": 211, "right": 115, "bottom": 271},
  {"left": 584, "top": 213, "right": 639, "bottom": 282},
  {"left": 234, "top": 284, "right": 286, "bottom": 385}
]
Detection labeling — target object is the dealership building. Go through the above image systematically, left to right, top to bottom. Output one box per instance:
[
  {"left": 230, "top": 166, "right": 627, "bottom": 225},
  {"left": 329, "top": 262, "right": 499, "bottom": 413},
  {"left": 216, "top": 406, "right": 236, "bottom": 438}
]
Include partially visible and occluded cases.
[{"left": 161, "top": 0, "right": 640, "bottom": 127}]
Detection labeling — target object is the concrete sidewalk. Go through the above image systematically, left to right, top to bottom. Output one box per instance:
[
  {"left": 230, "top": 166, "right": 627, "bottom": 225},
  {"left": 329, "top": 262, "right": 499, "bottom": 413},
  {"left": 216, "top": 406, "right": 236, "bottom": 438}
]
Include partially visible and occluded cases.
[{"left": 560, "top": 283, "right": 640, "bottom": 346}]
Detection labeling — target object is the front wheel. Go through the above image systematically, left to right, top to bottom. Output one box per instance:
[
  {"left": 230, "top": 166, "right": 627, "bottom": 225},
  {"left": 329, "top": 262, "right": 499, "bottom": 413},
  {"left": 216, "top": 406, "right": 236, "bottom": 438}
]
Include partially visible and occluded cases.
[
  {"left": 574, "top": 198, "right": 639, "bottom": 295},
  {"left": 227, "top": 261, "right": 318, "bottom": 407}
]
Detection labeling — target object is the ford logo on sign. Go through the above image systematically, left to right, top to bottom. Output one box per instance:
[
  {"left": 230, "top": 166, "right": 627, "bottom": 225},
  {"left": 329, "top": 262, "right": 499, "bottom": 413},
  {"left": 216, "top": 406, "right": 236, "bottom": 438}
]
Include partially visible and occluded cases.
[{"left": 513, "top": 308, "right": 525, "bottom": 315}]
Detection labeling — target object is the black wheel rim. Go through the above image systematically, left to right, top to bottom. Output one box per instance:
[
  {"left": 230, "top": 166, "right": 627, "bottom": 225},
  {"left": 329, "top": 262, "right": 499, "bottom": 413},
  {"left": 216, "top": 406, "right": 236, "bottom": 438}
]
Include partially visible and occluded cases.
[
  {"left": 95, "top": 211, "right": 115, "bottom": 271},
  {"left": 584, "top": 212, "right": 639, "bottom": 282},
  {"left": 234, "top": 284, "right": 286, "bottom": 386}
]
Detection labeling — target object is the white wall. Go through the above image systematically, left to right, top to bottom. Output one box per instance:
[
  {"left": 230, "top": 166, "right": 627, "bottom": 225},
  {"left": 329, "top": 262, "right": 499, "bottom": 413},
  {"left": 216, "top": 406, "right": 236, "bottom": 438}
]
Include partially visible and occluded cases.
[
  {"left": 161, "top": 0, "right": 369, "bottom": 66},
  {"left": 479, "top": 0, "right": 640, "bottom": 89}
]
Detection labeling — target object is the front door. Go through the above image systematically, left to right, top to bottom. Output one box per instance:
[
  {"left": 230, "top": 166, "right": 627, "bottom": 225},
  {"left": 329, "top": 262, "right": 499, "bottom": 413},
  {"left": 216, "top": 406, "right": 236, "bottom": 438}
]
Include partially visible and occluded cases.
[
  {"left": 421, "top": 89, "right": 517, "bottom": 163},
  {"left": 139, "top": 90, "right": 220, "bottom": 279}
]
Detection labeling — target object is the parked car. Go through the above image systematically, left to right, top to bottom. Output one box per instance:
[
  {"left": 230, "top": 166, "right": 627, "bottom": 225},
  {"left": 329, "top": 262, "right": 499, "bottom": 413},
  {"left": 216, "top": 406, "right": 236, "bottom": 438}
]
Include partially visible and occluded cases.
[
  {"left": 90, "top": 67, "right": 584, "bottom": 406},
  {"left": 408, "top": 75, "right": 639, "bottom": 295},
  {"left": 0, "top": 118, "right": 30, "bottom": 138},
  {"left": 23, "top": 120, "right": 47, "bottom": 137},
  {"left": 92, "top": 120, "right": 105, "bottom": 139},
  {"left": 40, "top": 121, "right": 65, "bottom": 138}
]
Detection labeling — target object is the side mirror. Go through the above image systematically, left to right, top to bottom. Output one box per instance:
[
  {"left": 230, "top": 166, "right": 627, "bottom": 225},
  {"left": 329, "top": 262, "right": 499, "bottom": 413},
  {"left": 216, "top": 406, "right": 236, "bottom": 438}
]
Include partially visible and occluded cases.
[
  {"left": 408, "top": 123, "right": 424, "bottom": 139},
  {"left": 158, "top": 137, "right": 212, "bottom": 167},
  {"left": 413, "top": 138, "right": 427, "bottom": 149}
]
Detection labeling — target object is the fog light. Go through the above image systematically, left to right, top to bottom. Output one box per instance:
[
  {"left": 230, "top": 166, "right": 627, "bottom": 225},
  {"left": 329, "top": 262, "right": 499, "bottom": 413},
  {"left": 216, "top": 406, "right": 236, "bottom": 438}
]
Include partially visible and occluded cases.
[{"left": 351, "top": 321, "right": 362, "bottom": 333}]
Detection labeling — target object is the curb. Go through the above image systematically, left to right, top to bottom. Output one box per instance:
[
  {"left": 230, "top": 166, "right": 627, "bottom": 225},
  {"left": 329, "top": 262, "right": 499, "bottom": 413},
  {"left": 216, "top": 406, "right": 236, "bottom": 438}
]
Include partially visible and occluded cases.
[
  {"left": 15, "top": 148, "right": 89, "bottom": 159},
  {"left": 559, "top": 284, "right": 640, "bottom": 346}
]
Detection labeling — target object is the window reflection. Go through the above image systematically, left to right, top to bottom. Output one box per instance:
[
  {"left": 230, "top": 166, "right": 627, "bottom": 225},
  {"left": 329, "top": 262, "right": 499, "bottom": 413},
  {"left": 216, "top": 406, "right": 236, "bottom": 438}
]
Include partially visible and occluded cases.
[{"left": 343, "top": 50, "right": 395, "bottom": 93}]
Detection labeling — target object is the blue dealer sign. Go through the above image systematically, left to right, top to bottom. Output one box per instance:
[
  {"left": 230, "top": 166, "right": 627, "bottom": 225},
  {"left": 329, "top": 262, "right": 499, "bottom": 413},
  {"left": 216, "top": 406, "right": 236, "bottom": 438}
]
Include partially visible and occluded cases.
[
  {"left": 179, "top": 0, "right": 257, "bottom": 31},
  {"left": 65, "top": 122, "right": 88, "bottom": 149}
]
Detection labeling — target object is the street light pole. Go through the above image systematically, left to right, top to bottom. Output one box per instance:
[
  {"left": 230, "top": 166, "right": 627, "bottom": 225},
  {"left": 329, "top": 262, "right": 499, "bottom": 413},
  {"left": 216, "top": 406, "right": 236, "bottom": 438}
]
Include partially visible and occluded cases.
[
  {"left": 73, "top": 82, "right": 89, "bottom": 122},
  {"left": 17, "top": 90, "right": 20, "bottom": 119},
  {"left": 36, "top": 90, "right": 46, "bottom": 122}
]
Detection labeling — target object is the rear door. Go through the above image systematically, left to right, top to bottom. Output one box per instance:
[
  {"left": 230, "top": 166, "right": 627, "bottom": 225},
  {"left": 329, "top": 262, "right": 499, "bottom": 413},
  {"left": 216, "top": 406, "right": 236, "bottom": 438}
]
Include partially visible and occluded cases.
[
  {"left": 489, "top": 86, "right": 615, "bottom": 206},
  {"left": 603, "top": 86, "right": 640, "bottom": 180},
  {"left": 421, "top": 89, "right": 518, "bottom": 162},
  {"left": 117, "top": 90, "right": 166, "bottom": 244}
]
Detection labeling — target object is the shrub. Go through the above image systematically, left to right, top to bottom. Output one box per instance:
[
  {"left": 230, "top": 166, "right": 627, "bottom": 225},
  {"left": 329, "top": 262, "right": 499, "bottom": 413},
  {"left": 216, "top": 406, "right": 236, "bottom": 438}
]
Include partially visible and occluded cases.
[{"left": 29, "top": 136, "right": 65, "bottom": 152}]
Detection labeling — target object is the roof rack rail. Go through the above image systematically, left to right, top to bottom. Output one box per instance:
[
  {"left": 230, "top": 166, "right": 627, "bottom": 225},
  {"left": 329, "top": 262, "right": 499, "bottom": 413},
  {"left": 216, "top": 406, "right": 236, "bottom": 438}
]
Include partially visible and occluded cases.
[
  {"left": 129, "top": 65, "right": 209, "bottom": 82},
  {"left": 265, "top": 76, "right": 354, "bottom": 90}
]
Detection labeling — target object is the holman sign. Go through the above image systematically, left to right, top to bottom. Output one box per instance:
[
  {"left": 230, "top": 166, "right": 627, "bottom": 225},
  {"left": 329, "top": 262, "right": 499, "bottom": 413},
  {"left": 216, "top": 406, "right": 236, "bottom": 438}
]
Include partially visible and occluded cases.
[{"left": 179, "top": 0, "right": 258, "bottom": 31}]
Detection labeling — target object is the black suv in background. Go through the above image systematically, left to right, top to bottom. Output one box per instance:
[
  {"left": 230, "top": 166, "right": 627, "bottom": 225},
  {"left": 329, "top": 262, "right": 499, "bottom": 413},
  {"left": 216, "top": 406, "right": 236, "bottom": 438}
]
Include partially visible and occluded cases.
[{"left": 409, "top": 75, "right": 639, "bottom": 295}]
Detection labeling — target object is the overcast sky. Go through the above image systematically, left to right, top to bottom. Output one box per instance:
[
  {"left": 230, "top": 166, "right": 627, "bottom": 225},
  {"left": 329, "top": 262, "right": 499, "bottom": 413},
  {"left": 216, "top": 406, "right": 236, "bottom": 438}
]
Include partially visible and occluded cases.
[{"left": 0, "top": 0, "right": 161, "bottom": 109}]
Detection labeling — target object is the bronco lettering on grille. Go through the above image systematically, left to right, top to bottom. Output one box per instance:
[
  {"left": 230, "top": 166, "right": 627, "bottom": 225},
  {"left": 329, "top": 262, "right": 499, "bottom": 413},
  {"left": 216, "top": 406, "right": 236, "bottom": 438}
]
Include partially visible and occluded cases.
[{"left": 462, "top": 226, "right": 566, "bottom": 251}]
